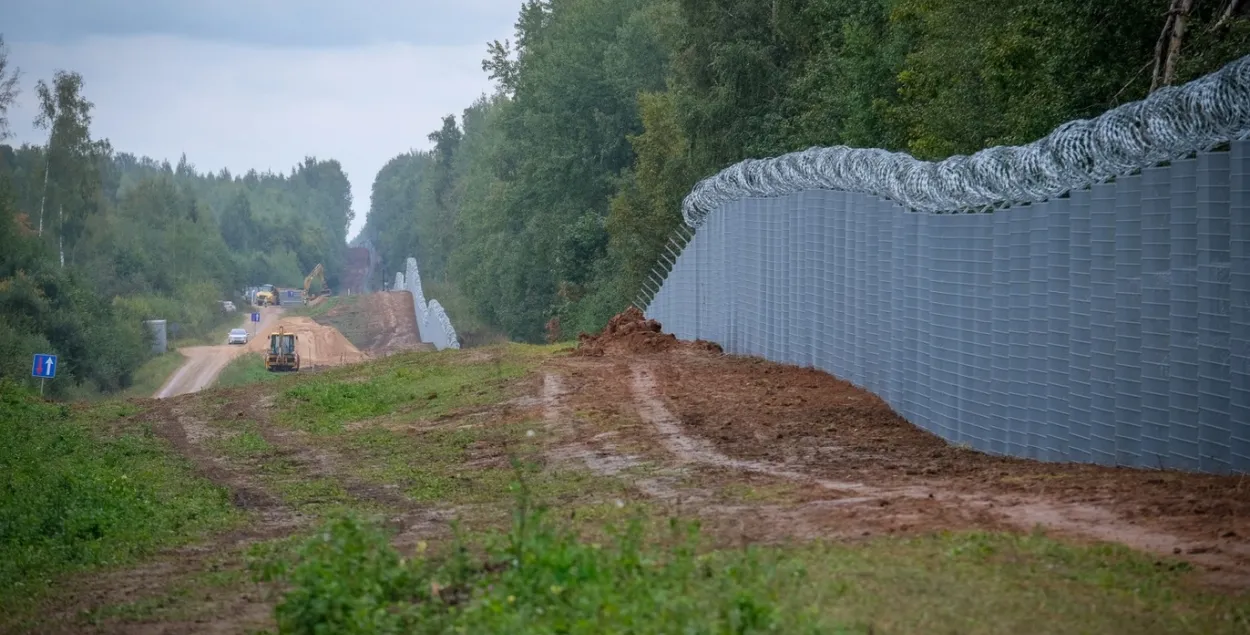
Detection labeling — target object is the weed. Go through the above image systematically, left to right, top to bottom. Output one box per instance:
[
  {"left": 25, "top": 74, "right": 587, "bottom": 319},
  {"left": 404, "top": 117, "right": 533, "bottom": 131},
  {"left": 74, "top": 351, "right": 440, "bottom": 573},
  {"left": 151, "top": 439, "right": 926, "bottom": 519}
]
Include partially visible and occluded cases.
[
  {"left": 278, "top": 346, "right": 540, "bottom": 434},
  {"left": 216, "top": 354, "right": 281, "bottom": 389},
  {"left": 0, "top": 384, "right": 240, "bottom": 601},
  {"left": 252, "top": 478, "right": 1250, "bottom": 635}
]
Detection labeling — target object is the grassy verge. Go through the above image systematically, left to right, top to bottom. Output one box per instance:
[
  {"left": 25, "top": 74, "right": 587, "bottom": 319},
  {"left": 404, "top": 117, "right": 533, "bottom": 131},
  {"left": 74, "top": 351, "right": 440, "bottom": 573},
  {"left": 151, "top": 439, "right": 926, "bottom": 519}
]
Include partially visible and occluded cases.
[
  {"left": 276, "top": 344, "right": 552, "bottom": 435},
  {"left": 118, "top": 351, "right": 189, "bottom": 399},
  {"left": 215, "top": 353, "right": 280, "bottom": 389},
  {"left": 0, "top": 382, "right": 241, "bottom": 604},
  {"left": 253, "top": 488, "right": 1249, "bottom": 635}
]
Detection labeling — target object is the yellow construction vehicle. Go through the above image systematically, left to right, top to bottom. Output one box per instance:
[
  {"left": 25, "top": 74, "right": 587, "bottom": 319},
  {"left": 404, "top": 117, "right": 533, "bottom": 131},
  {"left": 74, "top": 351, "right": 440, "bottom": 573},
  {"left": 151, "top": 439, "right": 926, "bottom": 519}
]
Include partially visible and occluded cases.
[
  {"left": 303, "top": 264, "right": 329, "bottom": 304},
  {"left": 254, "top": 284, "right": 277, "bottom": 306},
  {"left": 265, "top": 326, "right": 300, "bottom": 372}
]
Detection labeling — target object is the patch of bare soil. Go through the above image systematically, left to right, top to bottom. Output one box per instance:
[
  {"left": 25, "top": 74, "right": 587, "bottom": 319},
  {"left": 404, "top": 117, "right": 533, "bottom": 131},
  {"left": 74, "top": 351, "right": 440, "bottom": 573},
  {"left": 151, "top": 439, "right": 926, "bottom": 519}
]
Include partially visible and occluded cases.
[
  {"left": 319, "top": 291, "right": 433, "bottom": 356},
  {"left": 574, "top": 307, "right": 723, "bottom": 357},
  {"left": 245, "top": 315, "right": 369, "bottom": 369},
  {"left": 539, "top": 346, "right": 1250, "bottom": 589}
]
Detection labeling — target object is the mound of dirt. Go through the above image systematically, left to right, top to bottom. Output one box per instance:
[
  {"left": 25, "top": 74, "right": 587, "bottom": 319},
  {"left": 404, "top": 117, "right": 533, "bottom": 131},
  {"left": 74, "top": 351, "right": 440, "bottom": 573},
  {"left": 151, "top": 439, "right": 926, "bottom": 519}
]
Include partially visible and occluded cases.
[
  {"left": 574, "top": 307, "right": 723, "bottom": 357},
  {"left": 246, "top": 316, "right": 369, "bottom": 368}
]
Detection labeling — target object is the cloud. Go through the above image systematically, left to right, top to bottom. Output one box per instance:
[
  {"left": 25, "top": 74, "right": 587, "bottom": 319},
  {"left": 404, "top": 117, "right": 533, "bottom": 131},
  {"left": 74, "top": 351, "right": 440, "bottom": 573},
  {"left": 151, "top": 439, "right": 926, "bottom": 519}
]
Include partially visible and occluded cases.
[
  {"left": 3, "top": 0, "right": 522, "bottom": 48},
  {"left": 5, "top": 35, "right": 501, "bottom": 240}
]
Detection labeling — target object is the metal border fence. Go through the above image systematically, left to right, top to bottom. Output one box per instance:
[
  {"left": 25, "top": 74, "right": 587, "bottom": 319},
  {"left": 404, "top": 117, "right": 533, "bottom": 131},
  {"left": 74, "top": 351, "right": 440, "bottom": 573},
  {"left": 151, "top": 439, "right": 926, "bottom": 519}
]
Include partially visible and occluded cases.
[{"left": 641, "top": 57, "right": 1250, "bottom": 475}]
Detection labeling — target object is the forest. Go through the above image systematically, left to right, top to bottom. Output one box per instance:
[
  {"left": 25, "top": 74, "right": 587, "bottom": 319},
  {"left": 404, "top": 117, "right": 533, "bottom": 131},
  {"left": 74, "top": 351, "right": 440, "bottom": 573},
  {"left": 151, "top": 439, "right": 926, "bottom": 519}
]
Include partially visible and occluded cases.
[
  {"left": 360, "top": 0, "right": 1250, "bottom": 343},
  {"left": 0, "top": 36, "right": 353, "bottom": 395}
]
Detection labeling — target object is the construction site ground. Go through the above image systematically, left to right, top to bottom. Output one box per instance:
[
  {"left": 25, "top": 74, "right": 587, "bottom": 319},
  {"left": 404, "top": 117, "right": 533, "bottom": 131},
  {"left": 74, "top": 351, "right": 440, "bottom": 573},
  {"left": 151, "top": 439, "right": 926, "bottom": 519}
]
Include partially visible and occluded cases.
[
  {"left": 299, "top": 290, "right": 433, "bottom": 357},
  {"left": 5, "top": 311, "right": 1249, "bottom": 633}
]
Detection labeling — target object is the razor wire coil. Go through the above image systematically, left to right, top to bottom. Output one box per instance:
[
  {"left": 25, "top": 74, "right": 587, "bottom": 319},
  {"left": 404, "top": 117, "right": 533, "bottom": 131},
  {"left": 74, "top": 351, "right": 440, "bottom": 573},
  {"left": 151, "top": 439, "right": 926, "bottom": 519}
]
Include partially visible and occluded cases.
[{"left": 680, "top": 54, "right": 1250, "bottom": 227}]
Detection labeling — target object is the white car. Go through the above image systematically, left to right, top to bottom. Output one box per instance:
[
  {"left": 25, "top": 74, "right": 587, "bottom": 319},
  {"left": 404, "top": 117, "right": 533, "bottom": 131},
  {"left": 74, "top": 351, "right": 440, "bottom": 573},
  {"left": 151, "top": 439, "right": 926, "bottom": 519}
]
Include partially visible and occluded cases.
[{"left": 227, "top": 328, "right": 249, "bottom": 345}]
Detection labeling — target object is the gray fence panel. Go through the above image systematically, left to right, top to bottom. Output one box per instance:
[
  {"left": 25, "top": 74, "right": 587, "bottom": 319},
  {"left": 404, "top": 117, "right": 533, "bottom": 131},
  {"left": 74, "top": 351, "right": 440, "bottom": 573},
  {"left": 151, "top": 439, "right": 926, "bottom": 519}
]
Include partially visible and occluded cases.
[
  {"left": 644, "top": 140, "right": 1250, "bottom": 474},
  {"left": 1232, "top": 141, "right": 1250, "bottom": 469},
  {"left": 1197, "top": 151, "right": 1233, "bottom": 472},
  {"left": 1170, "top": 158, "right": 1202, "bottom": 471},
  {"left": 1140, "top": 166, "right": 1172, "bottom": 464},
  {"left": 1114, "top": 174, "right": 1144, "bottom": 465},
  {"left": 1089, "top": 181, "right": 1118, "bottom": 465},
  {"left": 1068, "top": 188, "right": 1094, "bottom": 462},
  {"left": 1046, "top": 197, "right": 1072, "bottom": 462}
]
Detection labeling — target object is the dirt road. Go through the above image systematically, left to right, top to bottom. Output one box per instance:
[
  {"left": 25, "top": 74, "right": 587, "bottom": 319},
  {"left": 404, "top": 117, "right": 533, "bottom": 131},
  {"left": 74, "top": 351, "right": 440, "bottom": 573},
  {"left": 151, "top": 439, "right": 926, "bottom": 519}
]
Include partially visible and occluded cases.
[{"left": 154, "top": 307, "right": 284, "bottom": 399}]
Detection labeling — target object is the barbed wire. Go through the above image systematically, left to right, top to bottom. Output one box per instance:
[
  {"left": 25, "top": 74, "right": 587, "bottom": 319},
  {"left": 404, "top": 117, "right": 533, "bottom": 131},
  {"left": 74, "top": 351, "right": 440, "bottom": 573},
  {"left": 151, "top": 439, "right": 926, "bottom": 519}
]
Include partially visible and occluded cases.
[{"left": 681, "top": 54, "right": 1250, "bottom": 227}]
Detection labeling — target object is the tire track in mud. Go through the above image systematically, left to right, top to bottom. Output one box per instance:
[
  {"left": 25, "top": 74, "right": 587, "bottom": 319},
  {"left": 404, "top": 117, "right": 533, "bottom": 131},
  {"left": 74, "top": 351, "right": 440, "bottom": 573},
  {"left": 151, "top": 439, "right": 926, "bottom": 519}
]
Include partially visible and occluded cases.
[{"left": 625, "top": 364, "right": 1250, "bottom": 585}]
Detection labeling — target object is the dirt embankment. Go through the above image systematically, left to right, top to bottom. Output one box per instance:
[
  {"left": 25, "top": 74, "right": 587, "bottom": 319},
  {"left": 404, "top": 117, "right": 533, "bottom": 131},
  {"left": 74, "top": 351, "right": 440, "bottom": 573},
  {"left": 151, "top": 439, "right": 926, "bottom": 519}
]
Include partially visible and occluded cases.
[
  {"left": 339, "top": 247, "right": 372, "bottom": 295},
  {"left": 313, "top": 291, "right": 432, "bottom": 356},
  {"left": 574, "top": 306, "right": 723, "bottom": 356},
  {"left": 553, "top": 308, "right": 1250, "bottom": 589},
  {"left": 244, "top": 315, "right": 368, "bottom": 369}
]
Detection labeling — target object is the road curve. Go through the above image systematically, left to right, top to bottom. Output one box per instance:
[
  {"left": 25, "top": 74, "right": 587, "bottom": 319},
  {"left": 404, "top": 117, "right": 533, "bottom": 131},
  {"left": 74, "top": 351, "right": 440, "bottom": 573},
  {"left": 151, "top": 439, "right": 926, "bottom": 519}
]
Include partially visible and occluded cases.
[{"left": 154, "top": 307, "right": 284, "bottom": 399}]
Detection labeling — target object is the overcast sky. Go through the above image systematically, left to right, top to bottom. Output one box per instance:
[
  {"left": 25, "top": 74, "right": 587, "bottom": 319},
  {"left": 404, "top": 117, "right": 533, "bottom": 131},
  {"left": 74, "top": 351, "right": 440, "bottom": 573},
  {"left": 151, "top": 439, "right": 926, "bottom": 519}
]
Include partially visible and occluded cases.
[{"left": 3, "top": 0, "right": 521, "bottom": 240}]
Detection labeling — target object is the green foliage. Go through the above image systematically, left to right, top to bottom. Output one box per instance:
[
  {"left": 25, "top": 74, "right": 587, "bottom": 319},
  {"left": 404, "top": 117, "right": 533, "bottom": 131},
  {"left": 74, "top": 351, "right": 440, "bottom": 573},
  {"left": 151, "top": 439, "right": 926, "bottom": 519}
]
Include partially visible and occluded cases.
[
  {"left": 360, "top": 0, "right": 1250, "bottom": 343},
  {"left": 0, "top": 382, "right": 240, "bottom": 600},
  {"left": 254, "top": 486, "right": 1250, "bottom": 634},
  {"left": 255, "top": 486, "right": 813, "bottom": 635}
]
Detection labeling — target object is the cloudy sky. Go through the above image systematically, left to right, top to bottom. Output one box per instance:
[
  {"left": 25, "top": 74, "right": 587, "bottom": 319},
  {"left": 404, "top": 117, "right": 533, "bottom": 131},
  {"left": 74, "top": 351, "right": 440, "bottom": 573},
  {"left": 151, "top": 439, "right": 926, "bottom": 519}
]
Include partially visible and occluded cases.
[{"left": 3, "top": 0, "right": 521, "bottom": 240}]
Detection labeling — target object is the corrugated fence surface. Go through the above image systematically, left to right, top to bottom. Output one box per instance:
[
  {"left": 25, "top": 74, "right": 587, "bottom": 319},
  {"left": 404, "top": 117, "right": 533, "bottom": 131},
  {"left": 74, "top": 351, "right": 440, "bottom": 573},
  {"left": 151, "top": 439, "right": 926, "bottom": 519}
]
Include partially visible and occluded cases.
[{"left": 645, "top": 141, "right": 1250, "bottom": 474}]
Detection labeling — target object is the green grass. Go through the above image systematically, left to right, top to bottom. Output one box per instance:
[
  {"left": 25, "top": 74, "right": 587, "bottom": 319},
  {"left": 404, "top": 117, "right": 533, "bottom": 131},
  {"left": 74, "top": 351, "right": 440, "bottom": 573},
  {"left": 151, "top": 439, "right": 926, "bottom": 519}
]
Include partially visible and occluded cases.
[
  {"left": 277, "top": 344, "right": 546, "bottom": 435},
  {"left": 118, "top": 351, "right": 189, "bottom": 399},
  {"left": 215, "top": 353, "right": 281, "bottom": 388},
  {"left": 0, "top": 382, "right": 242, "bottom": 603},
  {"left": 344, "top": 420, "right": 623, "bottom": 505},
  {"left": 208, "top": 424, "right": 275, "bottom": 459},
  {"left": 251, "top": 488, "right": 1249, "bottom": 635}
]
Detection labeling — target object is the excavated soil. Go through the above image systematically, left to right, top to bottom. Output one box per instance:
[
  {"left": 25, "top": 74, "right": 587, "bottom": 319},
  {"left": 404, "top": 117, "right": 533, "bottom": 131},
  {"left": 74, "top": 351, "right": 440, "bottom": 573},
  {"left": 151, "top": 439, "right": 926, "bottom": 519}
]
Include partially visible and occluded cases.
[
  {"left": 339, "top": 246, "right": 372, "bottom": 295},
  {"left": 574, "top": 307, "right": 723, "bottom": 356},
  {"left": 245, "top": 315, "right": 368, "bottom": 369},
  {"left": 542, "top": 340, "right": 1250, "bottom": 588}
]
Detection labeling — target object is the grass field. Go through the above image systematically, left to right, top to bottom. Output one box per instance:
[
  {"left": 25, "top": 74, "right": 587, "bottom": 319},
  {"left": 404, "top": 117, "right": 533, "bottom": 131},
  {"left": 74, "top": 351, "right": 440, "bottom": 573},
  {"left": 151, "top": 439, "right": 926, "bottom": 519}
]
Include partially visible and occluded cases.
[
  {"left": 4, "top": 343, "right": 1246, "bottom": 634},
  {"left": 215, "top": 352, "right": 280, "bottom": 389}
]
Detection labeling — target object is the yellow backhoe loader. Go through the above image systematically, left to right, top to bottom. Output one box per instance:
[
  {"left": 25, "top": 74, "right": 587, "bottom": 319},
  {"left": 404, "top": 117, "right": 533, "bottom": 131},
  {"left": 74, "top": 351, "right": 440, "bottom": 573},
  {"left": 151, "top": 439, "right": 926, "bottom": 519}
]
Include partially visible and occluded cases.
[
  {"left": 303, "top": 264, "right": 329, "bottom": 304},
  {"left": 265, "top": 326, "right": 300, "bottom": 372}
]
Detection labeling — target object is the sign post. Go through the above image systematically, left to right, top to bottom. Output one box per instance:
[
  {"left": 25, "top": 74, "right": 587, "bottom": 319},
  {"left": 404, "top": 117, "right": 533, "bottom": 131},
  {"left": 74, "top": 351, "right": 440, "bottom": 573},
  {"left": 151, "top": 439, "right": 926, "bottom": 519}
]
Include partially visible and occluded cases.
[
  {"left": 251, "top": 311, "right": 260, "bottom": 336},
  {"left": 31, "top": 353, "right": 57, "bottom": 395}
]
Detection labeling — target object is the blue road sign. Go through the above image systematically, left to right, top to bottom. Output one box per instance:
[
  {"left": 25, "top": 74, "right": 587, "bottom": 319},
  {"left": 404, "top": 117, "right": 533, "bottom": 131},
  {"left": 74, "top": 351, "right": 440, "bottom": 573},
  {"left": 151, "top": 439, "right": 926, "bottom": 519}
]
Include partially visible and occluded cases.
[
  {"left": 287, "top": 290, "right": 296, "bottom": 298},
  {"left": 251, "top": 312, "right": 261, "bottom": 322},
  {"left": 32, "top": 353, "right": 57, "bottom": 379}
]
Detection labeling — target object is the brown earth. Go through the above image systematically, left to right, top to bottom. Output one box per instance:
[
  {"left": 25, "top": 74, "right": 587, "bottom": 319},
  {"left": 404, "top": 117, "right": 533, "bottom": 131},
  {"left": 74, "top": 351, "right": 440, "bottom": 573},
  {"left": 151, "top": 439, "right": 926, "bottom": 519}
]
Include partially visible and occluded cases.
[
  {"left": 338, "top": 246, "right": 371, "bottom": 295},
  {"left": 317, "top": 291, "right": 431, "bottom": 356},
  {"left": 574, "top": 307, "right": 723, "bottom": 356},
  {"left": 243, "top": 315, "right": 368, "bottom": 369},
  {"left": 542, "top": 342, "right": 1250, "bottom": 589}
]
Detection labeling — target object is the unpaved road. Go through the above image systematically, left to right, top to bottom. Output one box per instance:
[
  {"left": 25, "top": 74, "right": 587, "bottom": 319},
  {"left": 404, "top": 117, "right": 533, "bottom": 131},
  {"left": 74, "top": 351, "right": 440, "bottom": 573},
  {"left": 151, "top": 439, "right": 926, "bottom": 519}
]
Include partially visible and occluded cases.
[{"left": 154, "top": 307, "right": 284, "bottom": 398}]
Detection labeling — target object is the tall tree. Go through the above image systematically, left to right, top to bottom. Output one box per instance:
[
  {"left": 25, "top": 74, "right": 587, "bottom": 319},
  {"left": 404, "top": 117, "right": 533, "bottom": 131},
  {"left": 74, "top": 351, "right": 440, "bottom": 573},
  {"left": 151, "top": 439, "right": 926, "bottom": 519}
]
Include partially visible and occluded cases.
[
  {"left": 0, "top": 35, "right": 20, "bottom": 141},
  {"left": 34, "top": 70, "right": 102, "bottom": 266}
]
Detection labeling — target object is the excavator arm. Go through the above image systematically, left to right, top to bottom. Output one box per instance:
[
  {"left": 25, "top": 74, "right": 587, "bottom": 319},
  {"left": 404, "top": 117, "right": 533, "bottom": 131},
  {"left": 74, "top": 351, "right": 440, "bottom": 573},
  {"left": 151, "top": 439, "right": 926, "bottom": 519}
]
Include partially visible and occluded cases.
[{"left": 303, "top": 264, "right": 328, "bottom": 303}]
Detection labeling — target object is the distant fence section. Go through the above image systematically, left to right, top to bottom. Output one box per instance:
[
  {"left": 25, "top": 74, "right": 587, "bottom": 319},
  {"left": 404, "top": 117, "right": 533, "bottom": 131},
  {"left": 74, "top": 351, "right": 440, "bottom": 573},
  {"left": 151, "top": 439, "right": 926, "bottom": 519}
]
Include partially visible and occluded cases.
[
  {"left": 642, "top": 56, "right": 1250, "bottom": 474},
  {"left": 393, "top": 257, "right": 460, "bottom": 351}
]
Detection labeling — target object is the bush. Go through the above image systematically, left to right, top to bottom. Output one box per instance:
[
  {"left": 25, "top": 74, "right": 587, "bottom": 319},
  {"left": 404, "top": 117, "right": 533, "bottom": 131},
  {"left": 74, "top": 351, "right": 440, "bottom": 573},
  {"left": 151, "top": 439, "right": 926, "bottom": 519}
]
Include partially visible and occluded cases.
[{"left": 254, "top": 483, "right": 815, "bottom": 635}]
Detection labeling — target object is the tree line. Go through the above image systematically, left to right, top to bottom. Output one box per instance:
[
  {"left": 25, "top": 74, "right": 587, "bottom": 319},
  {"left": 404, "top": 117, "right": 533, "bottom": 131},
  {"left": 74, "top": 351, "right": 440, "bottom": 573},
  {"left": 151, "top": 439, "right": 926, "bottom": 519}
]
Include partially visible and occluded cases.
[
  {"left": 360, "top": 0, "right": 1250, "bottom": 343},
  {"left": 0, "top": 36, "right": 354, "bottom": 396}
]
